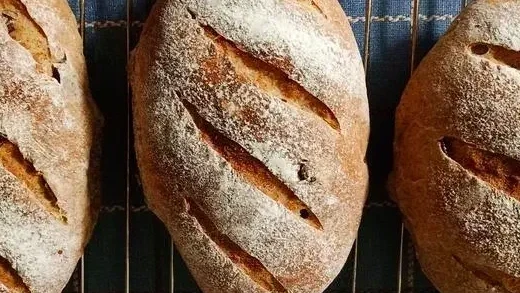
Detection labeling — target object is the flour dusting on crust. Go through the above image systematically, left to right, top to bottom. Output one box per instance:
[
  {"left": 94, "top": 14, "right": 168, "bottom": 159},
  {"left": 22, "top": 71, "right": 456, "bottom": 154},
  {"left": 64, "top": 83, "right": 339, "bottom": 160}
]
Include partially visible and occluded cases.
[
  {"left": 0, "top": 0, "right": 101, "bottom": 291},
  {"left": 131, "top": 0, "right": 369, "bottom": 292},
  {"left": 392, "top": 1, "right": 520, "bottom": 292}
]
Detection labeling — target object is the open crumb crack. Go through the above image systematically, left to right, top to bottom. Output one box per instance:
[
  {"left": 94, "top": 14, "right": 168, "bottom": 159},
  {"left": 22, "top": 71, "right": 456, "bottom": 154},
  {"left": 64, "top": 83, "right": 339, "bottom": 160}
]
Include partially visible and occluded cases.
[
  {"left": 0, "top": 0, "right": 57, "bottom": 78},
  {"left": 201, "top": 25, "right": 340, "bottom": 131},
  {"left": 470, "top": 43, "right": 520, "bottom": 70},
  {"left": 181, "top": 99, "right": 323, "bottom": 230},
  {"left": 0, "top": 137, "right": 67, "bottom": 222},
  {"left": 440, "top": 137, "right": 520, "bottom": 202},
  {"left": 185, "top": 197, "right": 288, "bottom": 293},
  {"left": 0, "top": 255, "right": 29, "bottom": 293},
  {"left": 453, "top": 255, "right": 520, "bottom": 293}
]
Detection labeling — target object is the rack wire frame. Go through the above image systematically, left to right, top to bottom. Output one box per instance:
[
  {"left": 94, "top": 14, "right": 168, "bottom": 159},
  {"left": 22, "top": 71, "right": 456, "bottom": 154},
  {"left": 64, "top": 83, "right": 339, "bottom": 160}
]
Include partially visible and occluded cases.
[
  {"left": 69, "top": 0, "right": 471, "bottom": 292},
  {"left": 126, "top": 0, "right": 132, "bottom": 292}
]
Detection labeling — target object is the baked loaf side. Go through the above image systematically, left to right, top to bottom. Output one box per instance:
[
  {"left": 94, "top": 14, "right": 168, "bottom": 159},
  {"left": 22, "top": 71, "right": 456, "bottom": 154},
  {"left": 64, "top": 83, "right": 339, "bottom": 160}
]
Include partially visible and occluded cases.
[
  {"left": 0, "top": 0, "right": 101, "bottom": 292},
  {"left": 131, "top": 0, "right": 369, "bottom": 292},
  {"left": 392, "top": 0, "right": 520, "bottom": 292}
]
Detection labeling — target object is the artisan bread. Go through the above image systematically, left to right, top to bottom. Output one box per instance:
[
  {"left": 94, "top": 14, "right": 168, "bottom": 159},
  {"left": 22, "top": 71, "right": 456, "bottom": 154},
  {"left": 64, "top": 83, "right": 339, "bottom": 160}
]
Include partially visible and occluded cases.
[
  {"left": 0, "top": 0, "right": 101, "bottom": 292},
  {"left": 130, "top": 0, "right": 369, "bottom": 292},
  {"left": 391, "top": 1, "right": 520, "bottom": 292}
]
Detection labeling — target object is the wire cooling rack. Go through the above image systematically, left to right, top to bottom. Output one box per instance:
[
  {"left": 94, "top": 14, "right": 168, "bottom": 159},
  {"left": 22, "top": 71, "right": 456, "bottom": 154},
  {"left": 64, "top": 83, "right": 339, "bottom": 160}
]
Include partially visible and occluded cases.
[{"left": 59, "top": 0, "right": 473, "bottom": 292}]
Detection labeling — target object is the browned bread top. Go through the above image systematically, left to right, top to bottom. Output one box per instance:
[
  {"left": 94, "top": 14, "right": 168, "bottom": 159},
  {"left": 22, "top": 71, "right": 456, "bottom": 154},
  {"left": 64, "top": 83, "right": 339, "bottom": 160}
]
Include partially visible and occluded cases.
[
  {"left": 0, "top": 0, "right": 101, "bottom": 292},
  {"left": 130, "top": 0, "right": 369, "bottom": 292},
  {"left": 392, "top": 0, "right": 520, "bottom": 292}
]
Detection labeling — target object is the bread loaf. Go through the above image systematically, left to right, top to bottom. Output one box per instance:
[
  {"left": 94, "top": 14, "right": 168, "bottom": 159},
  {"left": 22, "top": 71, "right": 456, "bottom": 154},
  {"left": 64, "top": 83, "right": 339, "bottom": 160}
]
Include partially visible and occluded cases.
[
  {"left": 0, "top": 0, "right": 101, "bottom": 292},
  {"left": 130, "top": 0, "right": 369, "bottom": 291},
  {"left": 391, "top": 1, "right": 520, "bottom": 292}
]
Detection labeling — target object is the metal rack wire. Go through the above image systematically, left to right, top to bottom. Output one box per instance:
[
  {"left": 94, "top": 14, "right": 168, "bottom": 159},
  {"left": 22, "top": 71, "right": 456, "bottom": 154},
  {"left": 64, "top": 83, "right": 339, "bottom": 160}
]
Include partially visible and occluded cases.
[
  {"left": 68, "top": 0, "right": 471, "bottom": 292},
  {"left": 125, "top": 0, "right": 132, "bottom": 291},
  {"left": 396, "top": 0, "right": 421, "bottom": 291}
]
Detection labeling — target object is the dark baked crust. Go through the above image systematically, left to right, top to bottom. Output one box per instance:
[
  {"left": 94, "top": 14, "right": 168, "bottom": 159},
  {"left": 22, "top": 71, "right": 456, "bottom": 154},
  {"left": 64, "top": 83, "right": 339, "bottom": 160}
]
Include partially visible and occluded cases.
[
  {"left": 130, "top": 0, "right": 369, "bottom": 292},
  {"left": 391, "top": 1, "right": 520, "bottom": 292}
]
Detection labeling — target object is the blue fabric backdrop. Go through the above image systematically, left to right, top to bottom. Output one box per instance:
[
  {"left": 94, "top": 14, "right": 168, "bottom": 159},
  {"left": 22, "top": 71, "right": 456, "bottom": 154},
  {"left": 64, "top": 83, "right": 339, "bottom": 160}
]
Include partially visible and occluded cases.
[{"left": 62, "top": 0, "right": 471, "bottom": 292}]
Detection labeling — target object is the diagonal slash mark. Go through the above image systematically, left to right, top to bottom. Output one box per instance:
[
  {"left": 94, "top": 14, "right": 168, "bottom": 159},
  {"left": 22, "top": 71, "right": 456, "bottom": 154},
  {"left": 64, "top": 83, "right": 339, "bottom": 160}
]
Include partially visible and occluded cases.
[
  {"left": 0, "top": 0, "right": 58, "bottom": 77},
  {"left": 193, "top": 18, "right": 340, "bottom": 131},
  {"left": 470, "top": 43, "right": 520, "bottom": 70},
  {"left": 181, "top": 99, "right": 323, "bottom": 230},
  {"left": 0, "top": 137, "right": 67, "bottom": 222},
  {"left": 440, "top": 137, "right": 520, "bottom": 201},
  {"left": 185, "top": 197, "right": 288, "bottom": 292},
  {"left": 452, "top": 255, "right": 520, "bottom": 293},
  {"left": 0, "top": 256, "right": 30, "bottom": 292}
]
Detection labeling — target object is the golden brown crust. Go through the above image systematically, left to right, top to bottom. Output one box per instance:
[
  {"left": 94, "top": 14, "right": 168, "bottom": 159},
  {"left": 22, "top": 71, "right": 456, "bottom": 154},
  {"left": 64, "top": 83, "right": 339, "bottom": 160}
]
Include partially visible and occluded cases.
[
  {"left": 0, "top": 0, "right": 101, "bottom": 292},
  {"left": 0, "top": 0, "right": 51, "bottom": 75},
  {"left": 131, "top": 0, "right": 368, "bottom": 292},
  {"left": 392, "top": 1, "right": 520, "bottom": 292},
  {"left": 201, "top": 26, "right": 340, "bottom": 131},
  {"left": 440, "top": 137, "right": 520, "bottom": 202},
  {"left": 0, "top": 138, "right": 66, "bottom": 222},
  {"left": 0, "top": 256, "right": 29, "bottom": 293}
]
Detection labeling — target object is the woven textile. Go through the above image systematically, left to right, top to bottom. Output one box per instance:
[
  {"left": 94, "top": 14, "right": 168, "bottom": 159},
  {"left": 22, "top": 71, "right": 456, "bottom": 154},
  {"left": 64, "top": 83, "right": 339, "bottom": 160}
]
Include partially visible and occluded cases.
[{"left": 62, "top": 0, "right": 470, "bottom": 292}]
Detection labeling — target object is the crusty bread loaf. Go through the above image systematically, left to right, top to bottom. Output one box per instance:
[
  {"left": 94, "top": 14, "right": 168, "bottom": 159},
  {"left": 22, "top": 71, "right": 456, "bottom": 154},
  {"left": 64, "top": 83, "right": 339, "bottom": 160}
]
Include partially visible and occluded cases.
[
  {"left": 0, "top": 0, "right": 101, "bottom": 292},
  {"left": 130, "top": 0, "right": 369, "bottom": 292},
  {"left": 391, "top": 1, "right": 520, "bottom": 292}
]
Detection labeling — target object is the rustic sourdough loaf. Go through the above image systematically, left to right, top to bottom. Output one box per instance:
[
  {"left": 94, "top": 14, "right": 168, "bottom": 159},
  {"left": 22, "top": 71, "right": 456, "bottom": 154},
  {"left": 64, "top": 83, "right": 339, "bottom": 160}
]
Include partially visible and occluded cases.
[
  {"left": 0, "top": 0, "right": 101, "bottom": 292},
  {"left": 130, "top": 0, "right": 369, "bottom": 292},
  {"left": 391, "top": 0, "right": 520, "bottom": 292}
]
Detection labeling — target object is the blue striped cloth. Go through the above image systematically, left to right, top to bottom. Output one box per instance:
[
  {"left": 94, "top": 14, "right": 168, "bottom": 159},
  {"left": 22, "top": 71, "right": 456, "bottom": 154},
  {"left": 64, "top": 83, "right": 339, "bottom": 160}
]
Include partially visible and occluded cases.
[{"left": 64, "top": 0, "right": 469, "bottom": 292}]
